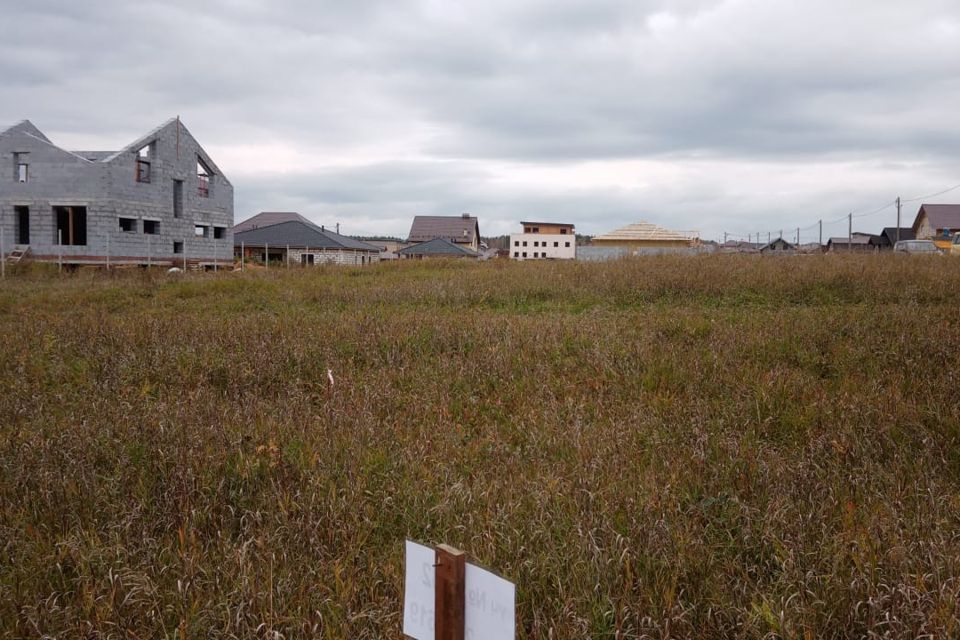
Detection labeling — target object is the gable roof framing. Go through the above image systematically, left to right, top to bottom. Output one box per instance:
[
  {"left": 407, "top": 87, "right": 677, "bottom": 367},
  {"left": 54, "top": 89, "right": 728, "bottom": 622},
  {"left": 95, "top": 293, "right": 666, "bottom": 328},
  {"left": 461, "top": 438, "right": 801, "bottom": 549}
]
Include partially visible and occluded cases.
[{"left": 594, "top": 221, "right": 698, "bottom": 243}]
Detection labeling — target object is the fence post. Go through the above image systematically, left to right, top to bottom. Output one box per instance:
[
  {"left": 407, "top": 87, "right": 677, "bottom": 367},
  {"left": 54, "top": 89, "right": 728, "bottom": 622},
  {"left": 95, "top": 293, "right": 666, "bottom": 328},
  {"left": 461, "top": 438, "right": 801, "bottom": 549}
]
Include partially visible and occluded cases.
[
  {"left": 1, "top": 223, "right": 5, "bottom": 279},
  {"left": 58, "top": 229, "right": 63, "bottom": 273},
  {"left": 106, "top": 231, "right": 110, "bottom": 270},
  {"left": 147, "top": 234, "right": 152, "bottom": 267},
  {"left": 183, "top": 238, "right": 187, "bottom": 271},
  {"left": 241, "top": 241, "right": 244, "bottom": 271},
  {"left": 265, "top": 242, "right": 269, "bottom": 270},
  {"left": 286, "top": 244, "right": 290, "bottom": 268},
  {"left": 435, "top": 544, "right": 466, "bottom": 640}
]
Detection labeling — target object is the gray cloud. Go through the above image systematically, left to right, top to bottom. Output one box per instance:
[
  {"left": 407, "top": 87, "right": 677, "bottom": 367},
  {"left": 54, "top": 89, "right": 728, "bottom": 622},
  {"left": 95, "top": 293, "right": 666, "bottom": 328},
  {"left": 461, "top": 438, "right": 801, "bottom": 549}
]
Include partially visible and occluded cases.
[{"left": 2, "top": 0, "right": 959, "bottom": 240}]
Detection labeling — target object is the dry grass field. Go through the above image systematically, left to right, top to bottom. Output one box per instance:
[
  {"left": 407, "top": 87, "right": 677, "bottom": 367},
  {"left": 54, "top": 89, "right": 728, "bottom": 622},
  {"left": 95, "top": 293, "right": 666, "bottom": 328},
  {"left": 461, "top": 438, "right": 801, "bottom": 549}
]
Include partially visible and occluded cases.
[{"left": 1, "top": 255, "right": 959, "bottom": 639}]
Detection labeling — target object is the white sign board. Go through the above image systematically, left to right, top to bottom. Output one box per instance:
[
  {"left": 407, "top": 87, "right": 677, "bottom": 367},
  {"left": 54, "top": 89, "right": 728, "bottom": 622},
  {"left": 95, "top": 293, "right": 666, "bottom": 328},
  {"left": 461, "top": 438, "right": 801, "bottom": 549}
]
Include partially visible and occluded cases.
[
  {"left": 403, "top": 540, "right": 516, "bottom": 640},
  {"left": 403, "top": 540, "right": 437, "bottom": 638},
  {"left": 464, "top": 562, "right": 516, "bottom": 639}
]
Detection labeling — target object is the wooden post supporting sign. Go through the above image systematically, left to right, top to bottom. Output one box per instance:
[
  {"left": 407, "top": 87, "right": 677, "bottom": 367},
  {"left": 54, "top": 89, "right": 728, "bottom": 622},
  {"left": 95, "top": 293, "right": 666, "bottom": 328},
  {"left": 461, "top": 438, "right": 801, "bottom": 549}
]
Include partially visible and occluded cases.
[
  {"left": 404, "top": 540, "right": 515, "bottom": 640},
  {"left": 435, "top": 545, "right": 466, "bottom": 640}
]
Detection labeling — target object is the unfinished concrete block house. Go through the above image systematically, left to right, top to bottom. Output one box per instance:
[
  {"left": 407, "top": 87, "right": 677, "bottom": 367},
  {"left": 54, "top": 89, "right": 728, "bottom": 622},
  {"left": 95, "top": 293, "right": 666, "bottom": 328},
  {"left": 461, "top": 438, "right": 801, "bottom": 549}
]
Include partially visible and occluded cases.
[{"left": 0, "top": 118, "right": 232, "bottom": 267}]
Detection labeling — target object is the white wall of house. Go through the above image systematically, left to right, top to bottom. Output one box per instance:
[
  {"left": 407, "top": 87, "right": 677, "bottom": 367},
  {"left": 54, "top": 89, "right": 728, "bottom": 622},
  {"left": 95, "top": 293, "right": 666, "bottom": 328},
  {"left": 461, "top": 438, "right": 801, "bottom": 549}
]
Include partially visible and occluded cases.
[
  {"left": 509, "top": 233, "right": 576, "bottom": 260},
  {"left": 288, "top": 247, "right": 380, "bottom": 266}
]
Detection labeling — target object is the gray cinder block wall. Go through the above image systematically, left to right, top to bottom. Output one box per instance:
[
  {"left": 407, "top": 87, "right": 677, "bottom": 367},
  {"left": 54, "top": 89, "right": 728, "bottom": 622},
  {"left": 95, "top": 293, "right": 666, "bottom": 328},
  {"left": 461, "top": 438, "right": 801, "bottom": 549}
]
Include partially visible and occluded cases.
[{"left": 0, "top": 118, "right": 233, "bottom": 266}]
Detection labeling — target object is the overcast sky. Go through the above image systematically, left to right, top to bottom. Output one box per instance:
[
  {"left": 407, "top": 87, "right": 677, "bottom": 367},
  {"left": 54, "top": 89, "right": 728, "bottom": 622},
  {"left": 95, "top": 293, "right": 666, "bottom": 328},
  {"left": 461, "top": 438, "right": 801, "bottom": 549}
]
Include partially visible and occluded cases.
[{"left": 3, "top": 0, "right": 960, "bottom": 240}]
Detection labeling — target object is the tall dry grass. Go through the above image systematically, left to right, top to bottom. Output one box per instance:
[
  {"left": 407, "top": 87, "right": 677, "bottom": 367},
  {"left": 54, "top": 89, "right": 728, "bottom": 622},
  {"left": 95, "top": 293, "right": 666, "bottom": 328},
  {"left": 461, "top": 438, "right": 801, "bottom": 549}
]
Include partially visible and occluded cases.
[{"left": 0, "top": 254, "right": 958, "bottom": 638}]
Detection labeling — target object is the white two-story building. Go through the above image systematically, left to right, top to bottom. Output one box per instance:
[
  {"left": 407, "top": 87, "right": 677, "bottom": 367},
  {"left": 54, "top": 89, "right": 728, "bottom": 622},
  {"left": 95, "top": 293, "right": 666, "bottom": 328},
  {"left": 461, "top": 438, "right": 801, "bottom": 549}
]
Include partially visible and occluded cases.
[{"left": 510, "top": 221, "right": 576, "bottom": 260}]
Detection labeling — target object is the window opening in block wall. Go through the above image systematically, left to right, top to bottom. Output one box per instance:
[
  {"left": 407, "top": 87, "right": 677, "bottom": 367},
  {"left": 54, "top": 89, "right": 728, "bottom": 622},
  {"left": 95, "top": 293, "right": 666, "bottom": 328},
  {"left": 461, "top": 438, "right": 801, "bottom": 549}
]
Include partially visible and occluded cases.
[
  {"left": 136, "top": 143, "right": 154, "bottom": 183},
  {"left": 14, "top": 153, "right": 29, "bottom": 182},
  {"left": 197, "top": 157, "right": 213, "bottom": 197},
  {"left": 173, "top": 180, "right": 183, "bottom": 218},
  {"left": 15, "top": 206, "right": 29, "bottom": 244},
  {"left": 53, "top": 206, "right": 87, "bottom": 245}
]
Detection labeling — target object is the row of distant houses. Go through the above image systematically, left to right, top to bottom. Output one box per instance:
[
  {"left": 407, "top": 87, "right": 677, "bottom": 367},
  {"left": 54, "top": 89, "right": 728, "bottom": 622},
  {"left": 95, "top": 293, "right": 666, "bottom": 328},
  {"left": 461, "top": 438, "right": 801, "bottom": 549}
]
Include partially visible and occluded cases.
[
  {"left": 3, "top": 118, "right": 960, "bottom": 268},
  {"left": 718, "top": 206, "right": 960, "bottom": 254},
  {"left": 231, "top": 211, "right": 485, "bottom": 265},
  {"left": 230, "top": 216, "right": 707, "bottom": 264},
  {"left": 723, "top": 227, "right": 914, "bottom": 253}
]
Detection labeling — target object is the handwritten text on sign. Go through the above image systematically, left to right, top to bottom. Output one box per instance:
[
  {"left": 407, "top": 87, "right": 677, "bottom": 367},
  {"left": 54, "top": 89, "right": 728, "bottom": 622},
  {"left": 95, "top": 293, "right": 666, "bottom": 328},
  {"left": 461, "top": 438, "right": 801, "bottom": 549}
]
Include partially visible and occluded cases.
[{"left": 403, "top": 540, "right": 516, "bottom": 640}]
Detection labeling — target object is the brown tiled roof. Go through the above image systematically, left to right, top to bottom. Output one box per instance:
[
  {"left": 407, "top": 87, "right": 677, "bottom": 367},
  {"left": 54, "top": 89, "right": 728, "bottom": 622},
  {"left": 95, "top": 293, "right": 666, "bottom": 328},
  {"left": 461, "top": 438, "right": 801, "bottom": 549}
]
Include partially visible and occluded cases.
[
  {"left": 915, "top": 204, "right": 960, "bottom": 231},
  {"left": 233, "top": 212, "right": 315, "bottom": 234},
  {"left": 407, "top": 215, "right": 479, "bottom": 244}
]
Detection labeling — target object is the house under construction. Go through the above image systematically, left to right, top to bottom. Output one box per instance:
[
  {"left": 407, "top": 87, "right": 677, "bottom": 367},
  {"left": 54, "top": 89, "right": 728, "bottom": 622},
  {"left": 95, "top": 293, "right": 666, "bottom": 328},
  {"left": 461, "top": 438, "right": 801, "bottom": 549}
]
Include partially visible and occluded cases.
[{"left": 0, "top": 118, "right": 233, "bottom": 267}]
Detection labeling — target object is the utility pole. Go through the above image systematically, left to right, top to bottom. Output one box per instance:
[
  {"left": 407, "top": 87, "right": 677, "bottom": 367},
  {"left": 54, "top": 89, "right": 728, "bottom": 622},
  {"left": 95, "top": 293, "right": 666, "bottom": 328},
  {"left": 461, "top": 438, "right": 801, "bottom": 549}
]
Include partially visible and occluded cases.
[
  {"left": 896, "top": 196, "right": 902, "bottom": 244},
  {"left": 848, "top": 213, "right": 853, "bottom": 251},
  {"left": 819, "top": 220, "right": 823, "bottom": 246},
  {"left": 796, "top": 227, "right": 800, "bottom": 245},
  {"left": 724, "top": 231, "right": 728, "bottom": 244},
  {"left": 767, "top": 231, "right": 771, "bottom": 244}
]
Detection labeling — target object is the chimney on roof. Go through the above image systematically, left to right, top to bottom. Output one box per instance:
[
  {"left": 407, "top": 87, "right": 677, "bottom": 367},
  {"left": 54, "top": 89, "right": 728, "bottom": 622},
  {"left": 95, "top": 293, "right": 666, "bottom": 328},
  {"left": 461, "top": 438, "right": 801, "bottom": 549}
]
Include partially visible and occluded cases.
[
  {"left": 462, "top": 213, "right": 470, "bottom": 219},
  {"left": 336, "top": 223, "right": 340, "bottom": 234},
  {"left": 321, "top": 224, "right": 325, "bottom": 231}
]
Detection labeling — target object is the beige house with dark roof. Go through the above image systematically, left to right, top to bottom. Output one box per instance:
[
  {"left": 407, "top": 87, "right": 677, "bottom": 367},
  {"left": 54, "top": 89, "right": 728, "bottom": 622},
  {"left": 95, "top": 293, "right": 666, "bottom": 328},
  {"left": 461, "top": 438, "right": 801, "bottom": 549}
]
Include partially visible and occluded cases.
[{"left": 912, "top": 204, "right": 960, "bottom": 249}]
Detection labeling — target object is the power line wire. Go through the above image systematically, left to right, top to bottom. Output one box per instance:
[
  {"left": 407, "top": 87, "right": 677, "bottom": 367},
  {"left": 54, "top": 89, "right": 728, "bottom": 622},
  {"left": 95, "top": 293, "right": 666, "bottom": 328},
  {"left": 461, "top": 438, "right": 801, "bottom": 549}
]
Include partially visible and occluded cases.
[
  {"left": 723, "top": 178, "right": 958, "bottom": 243},
  {"left": 901, "top": 182, "right": 960, "bottom": 204},
  {"left": 853, "top": 200, "right": 896, "bottom": 219}
]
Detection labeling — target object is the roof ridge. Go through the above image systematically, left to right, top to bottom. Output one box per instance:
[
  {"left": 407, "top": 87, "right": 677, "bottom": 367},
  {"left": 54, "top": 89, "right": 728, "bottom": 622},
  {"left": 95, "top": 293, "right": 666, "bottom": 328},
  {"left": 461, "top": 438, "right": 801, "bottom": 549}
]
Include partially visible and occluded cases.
[{"left": 102, "top": 117, "right": 180, "bottom": 162}]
